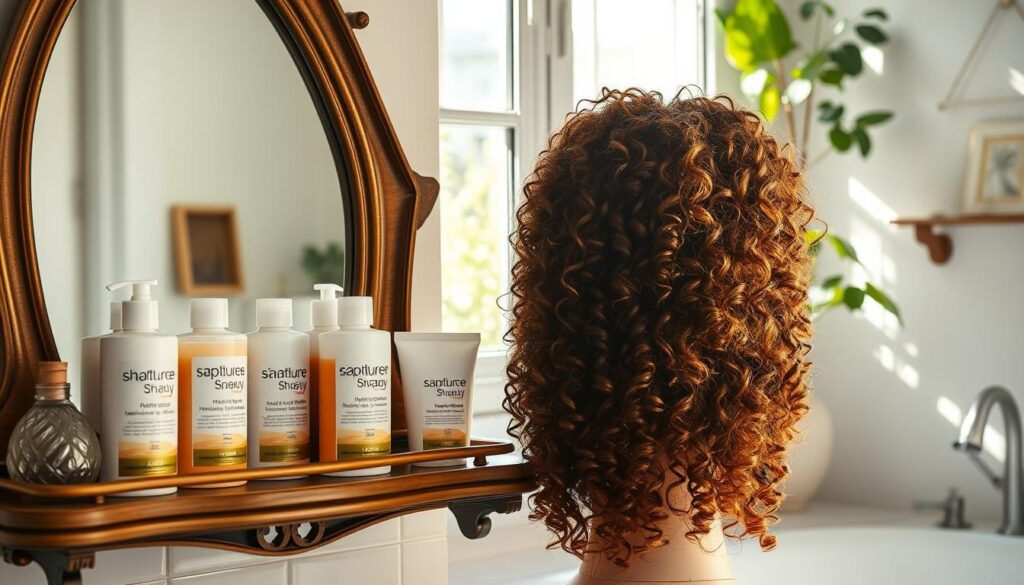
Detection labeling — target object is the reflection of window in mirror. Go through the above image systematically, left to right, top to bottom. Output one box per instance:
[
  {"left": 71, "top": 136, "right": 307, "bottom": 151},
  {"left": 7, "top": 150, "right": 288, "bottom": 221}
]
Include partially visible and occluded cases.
[
  {"left": 31, "top": 0, "right": 348, "bottom": 401},
  {"left": 438, "top": 0, "right": 706, "bottom": 418}
]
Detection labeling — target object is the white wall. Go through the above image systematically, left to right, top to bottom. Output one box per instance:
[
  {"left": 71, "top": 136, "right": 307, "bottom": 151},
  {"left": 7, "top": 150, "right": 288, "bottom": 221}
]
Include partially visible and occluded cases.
[
  {"left": 778, "top": 0, "right": 1024, "bottom": 520},
  {"left": 5, "top": 1, "right": 445, "bottom": 585}
]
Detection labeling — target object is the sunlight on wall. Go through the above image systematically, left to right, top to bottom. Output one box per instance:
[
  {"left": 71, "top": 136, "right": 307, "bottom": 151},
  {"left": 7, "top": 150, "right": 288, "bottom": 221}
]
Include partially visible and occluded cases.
[
  {"left": 863, "top": 46, "right": 884, "bottom": 75},
  {"left": 1010, "top": 67, "right": 1024, "bottom": 96},
  {"left": 848, "top": 176, "right": 896, "bottom": 224},
  {"left": 847, "top": 178, "right": 900, "bottom": 337},
  {"left": 873, "top": 343, "right": 920, "bottom": 389},
  {"left": 936, "top": 396, "right": 1006, "bottom": 463}
]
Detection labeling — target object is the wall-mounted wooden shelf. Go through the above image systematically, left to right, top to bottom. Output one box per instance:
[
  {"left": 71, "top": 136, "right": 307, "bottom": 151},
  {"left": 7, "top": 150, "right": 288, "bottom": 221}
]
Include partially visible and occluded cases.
[
  {"left": 891, "top": 214, "right": 1024, "bottom": 264},
  {"left": 0, "top": 437, "right": 533, "bottom": 585}
]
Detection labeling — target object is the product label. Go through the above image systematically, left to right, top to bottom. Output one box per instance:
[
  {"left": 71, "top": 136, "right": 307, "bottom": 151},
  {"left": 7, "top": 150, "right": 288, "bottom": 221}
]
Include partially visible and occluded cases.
[
  {"left": 191, "top": 356, "right": 247, "bottom": 467},
  {"left": 336, "top": 362, "right": 391, "bottom": 459},
  {"left": 116, "top": 364, "right": 178, "bottom": 476},
  {"left": 257, "top": 365, "right": 310, "bottom": 462},
  {"left": 422, "top": 377, "right": 469, "bottom": 449}
]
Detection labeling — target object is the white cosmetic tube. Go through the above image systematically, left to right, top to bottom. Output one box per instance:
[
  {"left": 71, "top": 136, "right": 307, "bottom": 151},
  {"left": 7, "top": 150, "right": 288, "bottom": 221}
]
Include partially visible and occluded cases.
[{"left": 394, "top": 332, "right": 480, "bottom": 467}]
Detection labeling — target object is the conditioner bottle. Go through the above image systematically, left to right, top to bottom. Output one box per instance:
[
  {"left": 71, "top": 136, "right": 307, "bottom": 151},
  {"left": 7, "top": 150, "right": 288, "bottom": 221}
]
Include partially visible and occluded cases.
[
  {"left": 100, "top": 280, "right": 178, "bottom": 496},
  {"left": 307, "top": 283, "right": 342, "bottom": 461},
  {"left": 319, "top": 296, "right": 391, "bottom": 477},
  {"left": 179, "top": 298, "right": 247, "bottom": 487},
  {"left": 248, "top": 298, "right": 310, "bottom": 476}
]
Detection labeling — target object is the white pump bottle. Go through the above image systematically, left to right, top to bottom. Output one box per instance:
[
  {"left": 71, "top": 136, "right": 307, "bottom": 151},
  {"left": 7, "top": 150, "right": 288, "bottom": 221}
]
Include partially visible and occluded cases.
[
  {"left": 100, "top": 280, "right": 179, "bottom": 497},
  {"left": 308, "top": 283, "right": 342, "bottom": 461},
  {"left": 81, "top": 300, "right": 122, "bottom": 433}
]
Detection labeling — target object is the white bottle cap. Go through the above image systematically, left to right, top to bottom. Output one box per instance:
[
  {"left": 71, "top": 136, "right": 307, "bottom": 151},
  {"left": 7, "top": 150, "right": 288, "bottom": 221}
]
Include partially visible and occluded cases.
[
  {"left": 106, "top": 280, "right": 159, "bottom": 331},
  {"left": 311, "top": 283, "right": 343, "bottom": 328},
  {"left": 339, "top": 296, "right": 373, "bottom": 327},
  {"left": 191, "top": 298, "right": 229, "bottom": 329},
  {"left": 257, "top": 298, "right": 292, "bottom": 328},
  {"left": 109, "top": 301, "right": 123, "bottom": 331}
]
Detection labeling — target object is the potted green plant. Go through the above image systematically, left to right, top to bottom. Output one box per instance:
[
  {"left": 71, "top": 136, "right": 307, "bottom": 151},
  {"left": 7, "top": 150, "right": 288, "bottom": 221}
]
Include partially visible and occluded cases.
[{"left": 717, "top": 0, "right": 902, "bottom": 510}]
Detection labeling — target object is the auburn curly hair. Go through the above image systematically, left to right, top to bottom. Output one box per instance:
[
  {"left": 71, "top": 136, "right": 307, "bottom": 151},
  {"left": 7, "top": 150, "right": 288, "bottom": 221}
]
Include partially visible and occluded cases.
[{"left": 504, "top": 89, "right": 815, "bottom": 566}]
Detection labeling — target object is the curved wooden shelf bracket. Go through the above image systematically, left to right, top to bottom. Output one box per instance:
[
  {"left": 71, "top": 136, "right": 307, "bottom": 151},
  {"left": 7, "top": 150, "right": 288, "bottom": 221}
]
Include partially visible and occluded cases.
[
  {"left": 891, "top": 214, "right": 1024, "bottom": 265},
  {"left": 912, "top": 223, "right": 953, "bottom": 265},
  {"left": 449, "top": 494, "right": 523, "bottom": 540},
  {"left": 3, "top": 548, "right": 93, "bottom": 585}
]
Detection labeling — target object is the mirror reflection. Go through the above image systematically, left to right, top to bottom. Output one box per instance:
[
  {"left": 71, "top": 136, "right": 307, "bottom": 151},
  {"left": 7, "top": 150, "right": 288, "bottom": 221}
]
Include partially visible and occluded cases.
[{"left": 32, "top": 0, "right": 348, "bottom": 395}]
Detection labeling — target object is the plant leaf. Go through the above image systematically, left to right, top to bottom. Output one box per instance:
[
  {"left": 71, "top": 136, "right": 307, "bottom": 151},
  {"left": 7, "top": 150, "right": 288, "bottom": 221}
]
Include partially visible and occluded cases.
[
  {"left": 722, "top": 0, "right": 795, "bottom": 71},
  {"left": 799, "top": 1, "right": 816, "bottom": 20},
  {"left": 863, "top": 8, "right": 888, "bottom": 21},
  {"left": 832, "top": 18, "right": 848, "bottom": 35},
  {"left": 855, "top": 24, "right": 889, "bottom": 44},
  {"left": 829, "top": 43, "right": 863, "bottom": 76},
  {"left": 793, "top": 52, "right": 827, "bottom": 79},
  {"left": 819, "top": 67, "right": 845, "bottom": 87},
  {"left": 784, "top": 78, "right": 813, "bottom": 105},
  {"left": 759, "top": 80, "right": 781, "bottom": 121},
  {"left": 818, "top": 102, "right": 845, "bottom": 123},
  {"left": 855, "top": 110, "right": 893, "bottom": 126},
  {"left": 829, "top": 126, "right": 853, "bottom": 152},
  {"left": 853, "top": 127, "right": 871, "bottom": 156},
  {"left": 805, "top": 228, "right": 824, "bottom": 256},
  {"left": 828, "top": 234, "right": 863, "bottom": 265},
  {"left": 820, "top": 274, "right": 843, "bottom": 289},
  {"left": 865, "top": 282, "right": 902, "bottom": 324},
  {"left": 843, "top": 286, "right": 866, "bottom": 310}
]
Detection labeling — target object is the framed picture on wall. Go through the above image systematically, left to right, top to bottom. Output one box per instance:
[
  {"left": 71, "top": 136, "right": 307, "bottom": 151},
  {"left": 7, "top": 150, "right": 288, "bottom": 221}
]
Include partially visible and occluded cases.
[
  {"left": 962, "top": 119, "right": 1024, "bottom": 214},
  {"left": 171, "top": 205, "right": 244, "bottom": 295}
]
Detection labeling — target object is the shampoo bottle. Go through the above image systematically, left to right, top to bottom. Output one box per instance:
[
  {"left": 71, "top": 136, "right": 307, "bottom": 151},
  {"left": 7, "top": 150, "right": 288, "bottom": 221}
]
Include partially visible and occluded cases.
[
  {"left": 100, "top": 280, "right": 178, "bottom": 496},
  {"left": 307, "top": 283, "right": 342, "bottom": 461},
  {"left": 319, "top": 296, "right": 391, "bottom": 477},
  {"left": 179, "top": 298, "right": 247, "bottom": 488},
  {"left": 248, "top": 298, "right": 310, "bottom": 476},
  {"left": 81, "top": 301, "right": 122, "bottom": 433}
]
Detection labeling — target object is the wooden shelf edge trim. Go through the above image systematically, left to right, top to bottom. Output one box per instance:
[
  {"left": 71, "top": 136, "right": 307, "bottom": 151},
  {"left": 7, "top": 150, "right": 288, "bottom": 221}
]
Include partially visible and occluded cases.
[
  {"left": 891, "top": 213, "right": 1024, "bottom": 265},
  {"left": 0, "top": 438, "right": 514, "bottom": 499}
]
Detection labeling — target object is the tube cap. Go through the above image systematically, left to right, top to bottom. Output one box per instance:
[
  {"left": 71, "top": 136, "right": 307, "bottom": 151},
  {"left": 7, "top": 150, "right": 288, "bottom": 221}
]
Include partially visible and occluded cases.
[
  {"left": 106, "top": 280, "right": 159, "bottom": 331},
  {"left": 312, "top": 283, "right": 343, "bottom": 328},
  {"left": 339, "top": 296, "right": 373, "bottom": 327},
  {"left": 191, "top": 298, "right": 229, "bottom": 329},
  {"left": 257, "top": 298, "right": 292, "bottom": 328},
  {"left": 109, "top": 301, "right": 123, "bottom": 331}
]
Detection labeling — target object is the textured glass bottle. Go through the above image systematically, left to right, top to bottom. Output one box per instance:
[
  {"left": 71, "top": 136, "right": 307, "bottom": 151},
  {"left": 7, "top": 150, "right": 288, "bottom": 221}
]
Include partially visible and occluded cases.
[{"left": 7, "top": 362, "right": 101, "bottom": 484}]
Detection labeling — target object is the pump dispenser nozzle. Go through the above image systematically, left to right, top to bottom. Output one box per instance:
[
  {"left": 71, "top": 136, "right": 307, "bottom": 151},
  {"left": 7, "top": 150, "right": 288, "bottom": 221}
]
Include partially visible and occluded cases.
[
  {"left": 106, "top": 280, "right": 160, "bottom": 331},
  {"left": 311, "top": 283, "right": 343, "bottom": 328}
]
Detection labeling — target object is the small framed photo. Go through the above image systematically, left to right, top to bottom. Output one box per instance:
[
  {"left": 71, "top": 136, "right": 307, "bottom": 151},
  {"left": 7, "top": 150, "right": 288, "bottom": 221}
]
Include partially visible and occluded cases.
[
  {"left": 963, "top": 119, "right": 1024, "bottom": 214},
  {"left": 171, "top": 205, "right": 244, "bottom": 295}
]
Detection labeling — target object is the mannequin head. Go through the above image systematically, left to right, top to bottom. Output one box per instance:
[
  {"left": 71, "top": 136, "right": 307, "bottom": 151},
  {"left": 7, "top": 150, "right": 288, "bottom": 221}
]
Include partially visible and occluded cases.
[{"left": 505, "top": 89, "right": 814, "bottom": 565}]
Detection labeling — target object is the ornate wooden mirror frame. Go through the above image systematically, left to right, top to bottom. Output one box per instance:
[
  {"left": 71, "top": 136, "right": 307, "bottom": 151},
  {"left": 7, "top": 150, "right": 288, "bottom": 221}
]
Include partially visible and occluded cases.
[
  {"left": 0, "top": 0, "right": 440, "bottom": 453},
  {"left": 0, "top": 4, "right": 531, "bottom": 583}
]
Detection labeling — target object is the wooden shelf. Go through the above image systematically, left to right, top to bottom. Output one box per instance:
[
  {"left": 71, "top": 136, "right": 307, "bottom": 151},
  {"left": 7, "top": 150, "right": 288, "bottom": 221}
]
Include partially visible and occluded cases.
[
  {"left": 890, "top": 214, "right": 1024, "bottom": 264},
  {"left": 0, "top": 438, "right": 533, "bottom": 585}
]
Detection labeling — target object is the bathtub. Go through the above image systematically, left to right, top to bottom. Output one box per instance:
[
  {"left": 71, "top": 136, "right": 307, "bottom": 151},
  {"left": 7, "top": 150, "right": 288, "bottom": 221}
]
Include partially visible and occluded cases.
[
  {"left": 450, "top": 504, "right": 1024, "bottom": 585},
  {"left": 729, "top": 526, "right": 1024, "bottom": 585}
]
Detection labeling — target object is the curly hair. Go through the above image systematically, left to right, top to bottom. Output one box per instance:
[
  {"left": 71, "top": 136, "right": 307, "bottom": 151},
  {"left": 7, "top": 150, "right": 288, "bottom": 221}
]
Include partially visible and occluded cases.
[{"left": 504, "top": 89, "right": 815, "bottom": 566}]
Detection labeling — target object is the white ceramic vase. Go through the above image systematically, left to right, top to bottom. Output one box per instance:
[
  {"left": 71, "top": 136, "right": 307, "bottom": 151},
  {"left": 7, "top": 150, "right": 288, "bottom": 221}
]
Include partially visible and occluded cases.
[{"left": 781, "top": 393, "right": 834, "bottom": 512}]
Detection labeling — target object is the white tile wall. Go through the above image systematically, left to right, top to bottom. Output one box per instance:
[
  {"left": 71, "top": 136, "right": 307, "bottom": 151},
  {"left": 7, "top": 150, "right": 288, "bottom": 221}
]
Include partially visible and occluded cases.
[
  {"left": 401, "top": 538, "right": 448, "bottom": 585},
  {"left": 289, "top": 544, "right": 400, "bottom": 585},
  {"left": 86, "top": 549, "right": 167, "bottom": 585},
  {"left": 169, "top": 562, "right": 286, "bottom": 585}
]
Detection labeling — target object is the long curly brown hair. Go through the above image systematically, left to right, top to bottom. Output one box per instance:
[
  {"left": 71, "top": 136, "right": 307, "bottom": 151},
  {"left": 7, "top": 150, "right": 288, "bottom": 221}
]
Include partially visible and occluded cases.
[{"left": 504, "top": 89, "right": 815, "bottom": 565}]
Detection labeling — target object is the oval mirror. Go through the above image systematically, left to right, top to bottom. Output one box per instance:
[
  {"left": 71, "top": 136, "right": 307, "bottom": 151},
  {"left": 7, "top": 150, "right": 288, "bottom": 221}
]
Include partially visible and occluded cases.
[{"left": 31, "top": 0, "right": 348, "bottom": 397}]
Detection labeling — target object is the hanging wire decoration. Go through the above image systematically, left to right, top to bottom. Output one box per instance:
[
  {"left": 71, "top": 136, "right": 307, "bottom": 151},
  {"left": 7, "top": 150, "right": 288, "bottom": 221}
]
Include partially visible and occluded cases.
[{"left": 938, "top": 0, "right": 1024, "bottom": 111}]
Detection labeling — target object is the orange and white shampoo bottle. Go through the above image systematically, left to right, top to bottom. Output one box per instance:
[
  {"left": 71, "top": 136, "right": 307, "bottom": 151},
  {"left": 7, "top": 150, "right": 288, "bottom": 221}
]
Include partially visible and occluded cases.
[
  {"left": 307, "top": 283, "right": 342, "bottom": 461},
  {"left": 319, "top": 296, "right": 392, "bottom": 477},
  {"left": 178, "top": 298, "right": 247, "bottom": 487}
]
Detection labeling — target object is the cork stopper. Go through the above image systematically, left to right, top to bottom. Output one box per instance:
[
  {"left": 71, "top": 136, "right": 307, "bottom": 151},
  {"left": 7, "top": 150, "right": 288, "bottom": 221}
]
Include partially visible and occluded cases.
[{"left": 36, "top": 361, "right": 69, "bottom": 400}]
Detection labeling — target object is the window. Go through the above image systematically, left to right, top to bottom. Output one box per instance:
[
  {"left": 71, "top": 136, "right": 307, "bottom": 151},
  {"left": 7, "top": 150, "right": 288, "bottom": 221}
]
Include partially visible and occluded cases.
[{"left": 439, "top": 0, "right": 708, "bottom": 411}]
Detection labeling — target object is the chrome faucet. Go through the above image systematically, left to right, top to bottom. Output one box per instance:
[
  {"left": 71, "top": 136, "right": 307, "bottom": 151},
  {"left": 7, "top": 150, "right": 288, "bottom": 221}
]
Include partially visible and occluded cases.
[{"left": 953, "top": 386, "right": 1024, "bottom": 535}]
